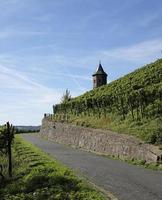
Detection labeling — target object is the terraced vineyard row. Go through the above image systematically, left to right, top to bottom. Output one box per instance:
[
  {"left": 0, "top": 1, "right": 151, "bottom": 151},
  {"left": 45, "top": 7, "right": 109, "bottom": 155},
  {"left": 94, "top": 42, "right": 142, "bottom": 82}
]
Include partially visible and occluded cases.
[{"left": 53, "top": 59, "right": 162, "bottom": 144}]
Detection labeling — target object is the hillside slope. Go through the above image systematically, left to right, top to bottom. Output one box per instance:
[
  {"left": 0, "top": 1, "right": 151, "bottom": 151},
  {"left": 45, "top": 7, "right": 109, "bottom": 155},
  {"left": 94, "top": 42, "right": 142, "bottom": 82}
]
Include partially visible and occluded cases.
[{"left": 53, "top": 59, "right": 162, "bottom": 144}]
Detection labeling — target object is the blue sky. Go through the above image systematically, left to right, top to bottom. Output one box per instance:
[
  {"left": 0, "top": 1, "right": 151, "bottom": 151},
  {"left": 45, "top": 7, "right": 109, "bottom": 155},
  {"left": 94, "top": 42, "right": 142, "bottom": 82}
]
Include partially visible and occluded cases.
[{"left": 0, "top": 0, "right": 162, "bottom": 125}]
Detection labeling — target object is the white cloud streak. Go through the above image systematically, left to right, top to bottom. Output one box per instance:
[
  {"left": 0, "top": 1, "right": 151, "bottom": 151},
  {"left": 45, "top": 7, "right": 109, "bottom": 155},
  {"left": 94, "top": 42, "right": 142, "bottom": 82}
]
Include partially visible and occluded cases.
[
  {"left": 0, "top": 29, "right": 47, "bottom": 39},
  {"left": 100, "top": 38, "right": 162, "bottom": 62},
  {"left": 0, "top": 64, "right": 63, "bottom": 124}
]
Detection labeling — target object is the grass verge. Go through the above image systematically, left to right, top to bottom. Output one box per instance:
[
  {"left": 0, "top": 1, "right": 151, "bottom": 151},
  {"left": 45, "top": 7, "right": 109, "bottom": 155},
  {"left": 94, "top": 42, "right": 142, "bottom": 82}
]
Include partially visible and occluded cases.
[
  {"left": 0, "top": 135, "right": 107, "bottom": 200},
  {"left": 100, "top": 154, "right": 162, "bottom": 171}
]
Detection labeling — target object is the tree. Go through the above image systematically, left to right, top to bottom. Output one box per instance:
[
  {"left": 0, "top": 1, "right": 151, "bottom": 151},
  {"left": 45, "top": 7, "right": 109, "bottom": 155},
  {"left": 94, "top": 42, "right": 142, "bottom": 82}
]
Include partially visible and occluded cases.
[
  {"left": 61, "top": 89, "right": 71, "bottom": 103},
  {"left": 0, "top": 122, "right": 15, "bottom": 178}
]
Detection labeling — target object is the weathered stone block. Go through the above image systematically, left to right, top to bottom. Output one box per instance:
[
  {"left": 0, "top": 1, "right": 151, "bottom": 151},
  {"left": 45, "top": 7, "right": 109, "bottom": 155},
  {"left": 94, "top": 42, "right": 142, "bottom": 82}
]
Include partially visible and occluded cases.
[{"left": 40, "top": 118, "right": 162, "bottom": 163}]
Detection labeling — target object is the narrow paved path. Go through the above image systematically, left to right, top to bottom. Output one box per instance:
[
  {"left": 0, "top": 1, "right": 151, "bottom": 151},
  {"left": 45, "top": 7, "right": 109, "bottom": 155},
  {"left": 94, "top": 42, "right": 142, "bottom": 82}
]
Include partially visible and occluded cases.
[{"left": 21, "top": 134, "right": 162, "bottom": 200}]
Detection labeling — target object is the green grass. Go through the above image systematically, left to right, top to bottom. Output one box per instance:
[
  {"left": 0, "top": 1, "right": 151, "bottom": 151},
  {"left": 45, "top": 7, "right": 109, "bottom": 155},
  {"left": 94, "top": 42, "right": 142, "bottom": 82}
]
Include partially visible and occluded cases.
[
  {"left": 0, "top": 135, "right": 107, "bottom": 200},
  {"left": 100, "top": 153, "right": 162, "bottom": 171}
]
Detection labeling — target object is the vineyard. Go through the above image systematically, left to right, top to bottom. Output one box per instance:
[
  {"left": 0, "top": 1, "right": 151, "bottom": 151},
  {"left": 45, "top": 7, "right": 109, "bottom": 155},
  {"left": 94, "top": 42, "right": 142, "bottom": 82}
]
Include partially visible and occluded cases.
[{"left": 53, "top": 59, "right": 162, "bottom": 144}]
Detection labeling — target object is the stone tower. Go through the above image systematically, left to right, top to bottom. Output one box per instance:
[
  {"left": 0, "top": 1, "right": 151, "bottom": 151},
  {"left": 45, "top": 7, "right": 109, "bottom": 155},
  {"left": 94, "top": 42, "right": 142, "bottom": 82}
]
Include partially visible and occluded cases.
[{"left": 92, "top": 62, "right": 107, "bottom": 88}]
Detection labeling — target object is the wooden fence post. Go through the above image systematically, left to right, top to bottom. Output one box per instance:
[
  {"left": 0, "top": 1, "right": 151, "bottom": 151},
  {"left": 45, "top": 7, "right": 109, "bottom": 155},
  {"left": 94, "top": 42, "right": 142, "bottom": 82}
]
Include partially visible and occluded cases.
[{"left": 6, "top": 122, "right": 14, "bottom": 178}]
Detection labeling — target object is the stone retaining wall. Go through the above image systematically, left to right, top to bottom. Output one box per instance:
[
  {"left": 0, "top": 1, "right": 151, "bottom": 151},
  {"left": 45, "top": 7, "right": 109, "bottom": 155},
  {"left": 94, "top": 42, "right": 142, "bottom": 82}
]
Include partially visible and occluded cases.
[{"left": 40, "top": 117, "right": 162, "bottom": 163}]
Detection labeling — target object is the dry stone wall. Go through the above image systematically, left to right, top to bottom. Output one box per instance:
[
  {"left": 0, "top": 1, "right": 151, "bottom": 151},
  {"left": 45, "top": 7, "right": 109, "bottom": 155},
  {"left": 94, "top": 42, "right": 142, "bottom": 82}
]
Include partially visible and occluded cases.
[{"left": 40, "top": 117, "right": 162, "bottom": 163}]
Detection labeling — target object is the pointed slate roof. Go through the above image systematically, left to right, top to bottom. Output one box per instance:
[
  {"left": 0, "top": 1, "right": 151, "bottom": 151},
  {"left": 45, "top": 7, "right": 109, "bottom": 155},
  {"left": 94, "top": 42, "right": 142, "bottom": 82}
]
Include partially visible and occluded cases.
[{"left": 92, "top": 62, "right": 107, "bottom": 76}]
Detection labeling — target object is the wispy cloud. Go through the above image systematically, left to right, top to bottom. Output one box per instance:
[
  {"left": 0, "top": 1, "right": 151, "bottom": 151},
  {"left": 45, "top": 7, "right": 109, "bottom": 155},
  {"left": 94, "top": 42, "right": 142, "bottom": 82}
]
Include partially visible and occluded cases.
[
  {"left": 0, "top": 28, "right": 47, "bottom": 39},
  {"left": 1, "top": 37, "right": 161, "bottom": 71},
  {"left": 100, "top": 38, "right": 162, "bottom": 62},
  {"left": 0, "top": 61, "right": 88, "bottom": 125},
  {"left": 0, "top": 64, "right": 64, "bottom": 124},
  {"left": 0, "top": 64, "right": 48, "bottom": 90}
]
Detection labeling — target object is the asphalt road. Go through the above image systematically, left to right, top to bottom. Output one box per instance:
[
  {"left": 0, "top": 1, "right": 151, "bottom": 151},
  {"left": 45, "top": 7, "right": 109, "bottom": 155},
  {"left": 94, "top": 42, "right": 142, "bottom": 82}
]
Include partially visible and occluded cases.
[{"left": 21, "top": 134, "right": 162, "bottom": 200}]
